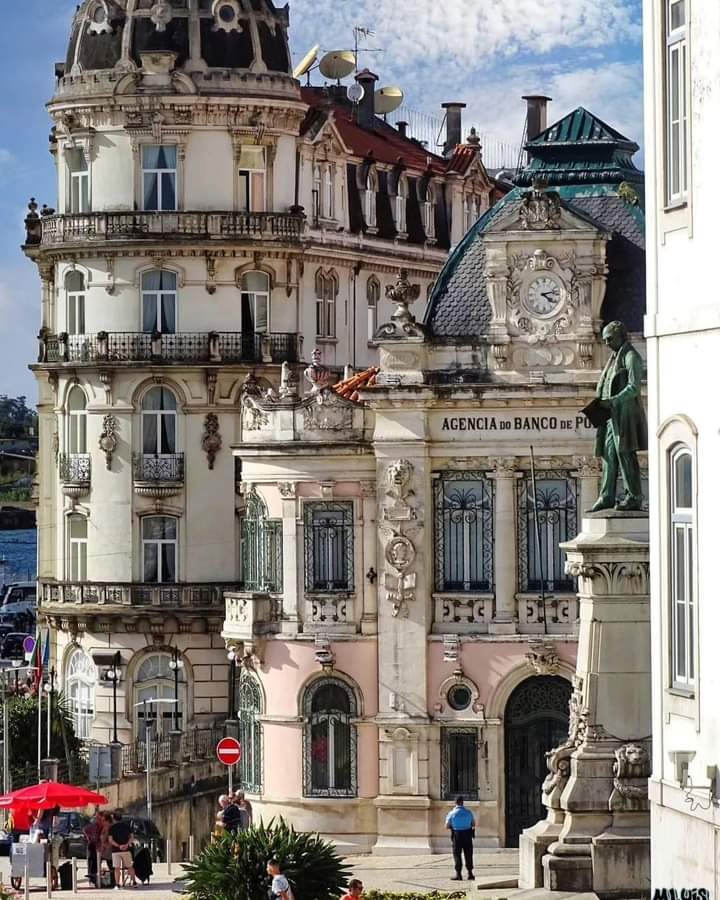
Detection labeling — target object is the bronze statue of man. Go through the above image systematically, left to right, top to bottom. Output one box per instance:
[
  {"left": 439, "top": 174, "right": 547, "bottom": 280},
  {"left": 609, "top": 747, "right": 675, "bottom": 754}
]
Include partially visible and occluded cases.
[{"left": 588, "top": 321, "right": 647, "bottom": 512}]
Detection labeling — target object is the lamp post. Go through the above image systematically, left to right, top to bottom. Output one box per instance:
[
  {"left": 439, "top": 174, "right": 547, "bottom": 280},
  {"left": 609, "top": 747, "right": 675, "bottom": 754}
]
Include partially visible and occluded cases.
[
  {"left": 168, "top": 648, "right": 184, "bottom": 733},
  {"left": 227, "top": 648, "right": 237, "bottom": 720},
  {"left": 105, "top": 651, "right": 121, "bottom": 745},
  {"left": 43, "top": 667, "right": 56, "bottom": 758},
  {"left": 134, "top": 698, "right": 178, "bottom": 820}
]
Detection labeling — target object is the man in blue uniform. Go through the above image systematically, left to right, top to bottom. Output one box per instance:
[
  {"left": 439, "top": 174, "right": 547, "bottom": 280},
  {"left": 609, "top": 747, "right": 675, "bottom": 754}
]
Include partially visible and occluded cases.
[{"left": 445, "top": 795, "right": 475, "bottom": 881}]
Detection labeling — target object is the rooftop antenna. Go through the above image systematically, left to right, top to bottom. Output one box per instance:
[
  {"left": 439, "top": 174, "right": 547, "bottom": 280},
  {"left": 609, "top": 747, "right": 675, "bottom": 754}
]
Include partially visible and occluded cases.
[{"left": 352, "top": 25, "right": 383, "bottom": 73}]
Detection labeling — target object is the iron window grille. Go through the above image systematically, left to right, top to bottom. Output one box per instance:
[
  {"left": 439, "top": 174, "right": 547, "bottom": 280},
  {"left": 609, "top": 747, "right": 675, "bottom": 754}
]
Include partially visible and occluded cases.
[
  {"left": 59, "top": 452, "right": 91, "bottom": 484},
  {"left": 133, "top": 453, "right": 185, "bottom": 482},
  {"left": 517, "top": 472, "right": 578, "bottom": 593},
  {"left": 433, "top": 473, "right": 494, "bottom": 592},
  {"left": 240, "top": 489, "right": 283, "bottom": 593},
  {"left": 304, "top": 502, "right": 354, "bottom": 594},
  {"left": 235, "top": 673, "right": 263, "bottom": 793},
  {"left": 302, "top": 678, "right": 357, "bottom": 798},
  {"left": 440, "top": 728, "right": 479, "bottom": 800}
]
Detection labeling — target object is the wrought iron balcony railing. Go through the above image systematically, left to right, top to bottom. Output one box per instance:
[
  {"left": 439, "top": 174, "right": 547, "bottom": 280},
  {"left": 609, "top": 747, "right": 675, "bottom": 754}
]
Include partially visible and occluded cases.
[
  {"left": 26, "top": 210, "right": 306, "bottom": 247},
  {"left": 38, "top": 331, "right": 301, "bottom": 366},
  {"left": 58, "top": 452, "right": 91, "bottom": 484},
  {"left": 132, "top": 452, "right": 185, "bottom": 483},
  {"left": 39, "top": 580, "right": 238, "bottom": 609}
]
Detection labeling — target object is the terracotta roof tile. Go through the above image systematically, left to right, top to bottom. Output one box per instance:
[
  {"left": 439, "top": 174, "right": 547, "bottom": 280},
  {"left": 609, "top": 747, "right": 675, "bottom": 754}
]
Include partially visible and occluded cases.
[{"left": 333, "top": 367, "right": 379, "bottom": 402}]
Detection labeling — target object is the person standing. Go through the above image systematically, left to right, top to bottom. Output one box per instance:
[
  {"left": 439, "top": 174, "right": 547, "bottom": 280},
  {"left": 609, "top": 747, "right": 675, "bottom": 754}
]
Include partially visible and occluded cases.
[
  {"left": 234, "top": 790, "right": 253, "bottom": 826},
  {"left": 445, "top": 795, "right": 475, "bottom": 881},
  {"left": 83, "top": 811, "right": 105, "bottom": 887},
  {"left": 108, "top": 811, "right": 137, "bottom": 889},
  {"left": 267, "top": 859, "right": 293, "bottom": 899},
  {"left": 340, "top": 879, "right": 364, "bottom": 899}
]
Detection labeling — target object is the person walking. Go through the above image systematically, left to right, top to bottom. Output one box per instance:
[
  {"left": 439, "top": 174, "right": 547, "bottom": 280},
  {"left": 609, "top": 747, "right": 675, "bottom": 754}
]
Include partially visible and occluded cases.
[
  {"left": 445, "top": 795, "right": 475, "bottom": 881},
  {"left": 267, "top": 858, "right": 293, "bottom": 899}
]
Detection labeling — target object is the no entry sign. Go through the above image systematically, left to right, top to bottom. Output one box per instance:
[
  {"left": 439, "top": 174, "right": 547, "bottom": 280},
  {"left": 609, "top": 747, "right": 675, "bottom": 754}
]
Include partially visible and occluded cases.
[{"left": 216, "top": 737, "right": 242, "bottom": 767}]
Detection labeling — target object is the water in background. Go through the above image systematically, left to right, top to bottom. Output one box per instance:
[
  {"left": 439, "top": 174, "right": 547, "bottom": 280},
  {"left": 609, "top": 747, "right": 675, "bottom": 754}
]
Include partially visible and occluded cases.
[{"left": 0, "top": 529, "right": 37, "bottom": 586}]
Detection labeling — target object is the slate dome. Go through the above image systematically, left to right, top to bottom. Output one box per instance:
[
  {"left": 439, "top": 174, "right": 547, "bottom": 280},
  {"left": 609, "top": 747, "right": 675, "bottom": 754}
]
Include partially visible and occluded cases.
[{"left": 65, "top": 0, "right": 292, "bottom": 77}]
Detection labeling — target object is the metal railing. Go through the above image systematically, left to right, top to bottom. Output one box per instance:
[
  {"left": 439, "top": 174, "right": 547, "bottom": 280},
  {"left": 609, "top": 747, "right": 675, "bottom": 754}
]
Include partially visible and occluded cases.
[
  {"left": 33, "top": 210, "right": 306, "bottom": 246},
  {"left": 39, "top": 331, "right": 301, "bottom": 365},
  {"left": 58, "top": 452, "right": 91, "bottom": 484},
  {"left": 132, "top": 452, "right": 185, "bottom": 483},
  {"left": 39, "top": 580, "right": 239, "bottom": 609},
  {"left": 121, "top": 724, "right": 227, "bottom": 774}
]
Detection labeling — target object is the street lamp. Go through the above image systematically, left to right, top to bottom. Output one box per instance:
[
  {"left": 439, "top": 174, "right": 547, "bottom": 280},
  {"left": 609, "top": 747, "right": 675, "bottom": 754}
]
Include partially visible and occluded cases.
[
  {"left": 226, "top": 647, "right": 239, "bottom": 720},
  {"left": 168, "top": 648, "right": 184, "bottom": 733},
  {"left": 105, "top": 651, "right": 121, "bottom": 745},
  {"left": 42, "top": 666, "right": 56, "bottom": 759},
  {"left": 133, "top": 698, "right": 178, "bottom": 820}
]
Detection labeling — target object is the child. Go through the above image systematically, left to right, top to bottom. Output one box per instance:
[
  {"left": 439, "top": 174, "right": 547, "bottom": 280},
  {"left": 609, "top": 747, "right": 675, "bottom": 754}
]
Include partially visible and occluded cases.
[
  {"left": 267, "top": 858, "right": 293, "bottom": 900},
  {"left": 341, "top": 879, "right": 364, "bottom": 899}
]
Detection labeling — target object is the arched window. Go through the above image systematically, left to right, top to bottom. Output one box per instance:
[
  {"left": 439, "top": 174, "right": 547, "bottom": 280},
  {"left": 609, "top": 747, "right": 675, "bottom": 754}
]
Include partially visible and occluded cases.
[
  {"left": 364, "top": 169, "right": 378, "bottom": 229},
  {"left": 395, "top": 175, "right": 408, "bottom": 234},
  {"left": 423, "top": 182, "right": 436, "bottom": 240},
  {"left": 315, "top": 269, "right": 338, "bottom": 338},
  {"left": 65, "top": 271, "right": 86, "bottom": 335},
  {"left": 142, "top": 271, "right": 177, "bottom": 334},
  {"left": 240, "top": 271, "right": 269, "bottom": 334},
  {"left": 367, "top": 276, "right": 381, "bottom": 341},
  {"left": 67, "top": 387, "right": 87, "bottom": 454},
  {"left": 142, "top": 387, "right": 177, "bottom": 455},
  {"left": 670, "top": 445, "right": 695, "bottom": 688},
  {"left": 241, "top": 489, "right": 282, "bottom": 592},
  {"left": 68, "top": 514, "right": 88, "bottom": 581},
  {"left": 142, "top": 515, "right": 178, "bottom": 583},
  {"left": 66, "top": 649, "right": 96, "bottom": 740},
  {"left": 135, "top": 652, "right": 186, "bottom": 738},
  {"left": 236, "top": 673, "right": 263, "bottom": 792},
  {"left": 303, "top": 677, "right": 357, "bottom": 798}
]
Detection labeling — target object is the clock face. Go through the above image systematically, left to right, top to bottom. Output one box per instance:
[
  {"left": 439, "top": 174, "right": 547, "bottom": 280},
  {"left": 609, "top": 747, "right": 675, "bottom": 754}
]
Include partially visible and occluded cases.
[{"left": 526, "top": 276, "right": 562, "bottom": 317}]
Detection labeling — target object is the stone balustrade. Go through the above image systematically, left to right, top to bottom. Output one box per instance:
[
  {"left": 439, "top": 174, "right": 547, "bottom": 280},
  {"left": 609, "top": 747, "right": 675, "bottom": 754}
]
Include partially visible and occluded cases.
[
  {"left": 39, "top": 580, "right": 238, "bottom": 609},
  {"left": 222, "top": 591, "right": 282, "bottom": 641}
]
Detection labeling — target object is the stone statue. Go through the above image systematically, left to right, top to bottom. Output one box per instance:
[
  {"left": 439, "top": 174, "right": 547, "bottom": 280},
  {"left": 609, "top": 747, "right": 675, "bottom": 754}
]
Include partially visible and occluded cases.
[{"left": 587, "top": 321, "right": 647, "bottom": 512}]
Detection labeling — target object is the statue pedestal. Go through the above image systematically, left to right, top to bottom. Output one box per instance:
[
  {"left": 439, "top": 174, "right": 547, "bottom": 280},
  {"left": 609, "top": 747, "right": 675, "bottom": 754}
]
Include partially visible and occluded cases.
[{"left": 519, "top": 513, "right": 651, "bottom": 898}]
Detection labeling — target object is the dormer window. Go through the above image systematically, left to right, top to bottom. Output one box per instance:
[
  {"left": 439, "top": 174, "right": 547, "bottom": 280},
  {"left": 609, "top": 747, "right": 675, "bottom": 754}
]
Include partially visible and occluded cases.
[
  {"left": 238, "top": 146, "right": 266, "bottom": 213},
  {"left": 67, "top": 148, "right": 90, "bottom": 214},
  {"left": 364, "top": 169, "right": 378, "bottom": 230},
  {"left": 395, "top": 175, "right": 408, "bottom": 234},
  {"left": 423, "top": 182, "right": 436, "bottom": 241}
]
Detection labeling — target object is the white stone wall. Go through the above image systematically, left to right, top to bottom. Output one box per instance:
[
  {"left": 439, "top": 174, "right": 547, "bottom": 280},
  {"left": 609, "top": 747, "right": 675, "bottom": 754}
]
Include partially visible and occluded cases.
[{"left": 644, "top": 0, "right": 720, "bottom": 891}]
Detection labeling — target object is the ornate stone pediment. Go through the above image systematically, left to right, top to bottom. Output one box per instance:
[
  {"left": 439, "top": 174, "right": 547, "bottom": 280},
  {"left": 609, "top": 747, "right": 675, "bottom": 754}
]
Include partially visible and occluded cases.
[{"left": 302, "top": 388, "right": 355, "bottom": 432}]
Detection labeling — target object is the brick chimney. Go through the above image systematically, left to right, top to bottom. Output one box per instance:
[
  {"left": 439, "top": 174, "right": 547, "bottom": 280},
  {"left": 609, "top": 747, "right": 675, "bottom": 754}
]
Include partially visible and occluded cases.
[
  {"left": 355, "top": 69, "right": 379, "bottom": 130},
  {"left": 522, "top": 95, "right": 552, "bottom": 141},
  {"left": 442, "top": 102, "right": 466, "bottom": 155}
]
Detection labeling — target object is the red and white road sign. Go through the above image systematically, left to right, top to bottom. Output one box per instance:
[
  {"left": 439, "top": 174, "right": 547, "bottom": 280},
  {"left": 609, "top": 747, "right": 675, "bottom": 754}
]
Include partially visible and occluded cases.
[{"left": 216, "top": 737, "right": 242, "bottom": 766}]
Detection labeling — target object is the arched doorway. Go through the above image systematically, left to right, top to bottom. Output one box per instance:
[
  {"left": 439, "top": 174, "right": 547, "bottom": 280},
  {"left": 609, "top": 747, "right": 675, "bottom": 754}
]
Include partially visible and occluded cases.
[{"left": 504, "top": 675, "right": 571, "bottom": 847}]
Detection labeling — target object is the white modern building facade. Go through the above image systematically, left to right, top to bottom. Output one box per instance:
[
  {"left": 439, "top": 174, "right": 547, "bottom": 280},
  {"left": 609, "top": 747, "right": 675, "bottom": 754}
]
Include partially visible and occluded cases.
[{"left": 645, "top": 0, "right": 720, "bottom": 892}]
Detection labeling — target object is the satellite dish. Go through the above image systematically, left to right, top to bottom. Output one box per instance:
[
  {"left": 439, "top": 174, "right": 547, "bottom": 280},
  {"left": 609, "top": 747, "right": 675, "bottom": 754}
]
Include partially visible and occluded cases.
[
  {"left": 293, "top": 44, "right": 320, "bottom": 81},
  {"left": 318, "top": 50, "right": 357, "bottom": 81},
  {"left": 347, "top": 82, "right": 365, "bottom": 105},
  {"left": 375, "top": 86, "right": 404, "bottom": 115}
]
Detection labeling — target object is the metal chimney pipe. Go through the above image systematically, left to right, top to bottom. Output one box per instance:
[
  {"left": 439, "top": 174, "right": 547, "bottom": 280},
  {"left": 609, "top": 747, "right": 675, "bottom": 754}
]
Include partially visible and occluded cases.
[
  {"left": 355, "top": 69, "right": 379, "bottom": 130},
  {"left": 522, "top": 95, "right": 552, "bottom": 141},
  {"left": 442, "top": 102, "right": 466, "bottom": 155},
  {"left": 396, "top": 121, "right": 409, "bottom": 138}
]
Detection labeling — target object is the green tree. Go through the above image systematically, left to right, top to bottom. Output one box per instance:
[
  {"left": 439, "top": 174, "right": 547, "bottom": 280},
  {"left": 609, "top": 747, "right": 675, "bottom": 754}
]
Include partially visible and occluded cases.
[{"left": 7, "top": 692, "right": 82, "bottom": 786}]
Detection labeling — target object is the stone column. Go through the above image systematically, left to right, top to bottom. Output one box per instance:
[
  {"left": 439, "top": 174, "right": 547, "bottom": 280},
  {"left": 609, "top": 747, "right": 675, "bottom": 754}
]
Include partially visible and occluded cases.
[
  {"left": 572, "top": 455, "right": 602, "bottom": 514},
  {"left": 488, "top": 457, "right": 520, "bottom": 634},
  {"left": 361, "top": 481, "right": 378, "bottom": 635},
  {"left": 279, "top": 482, "right": 300, "bottom": 631},
  {"left": 522, "top": 512, "right": 651, "bottom": 896}
]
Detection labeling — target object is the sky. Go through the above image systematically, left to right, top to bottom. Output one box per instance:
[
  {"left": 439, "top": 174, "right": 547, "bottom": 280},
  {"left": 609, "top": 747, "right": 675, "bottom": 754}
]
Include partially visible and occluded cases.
[{"left": 0, "top": 0, "right": 643, "bottom": 400}]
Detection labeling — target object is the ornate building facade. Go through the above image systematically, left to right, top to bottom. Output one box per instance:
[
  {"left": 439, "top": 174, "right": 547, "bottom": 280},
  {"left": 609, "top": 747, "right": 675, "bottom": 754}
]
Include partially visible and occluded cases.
[
  {"left": 26, "top": 0, "right": 496, "bottom": 778},
  {"left": 222, "top": 105, "right": 647, "bottom": 851}
]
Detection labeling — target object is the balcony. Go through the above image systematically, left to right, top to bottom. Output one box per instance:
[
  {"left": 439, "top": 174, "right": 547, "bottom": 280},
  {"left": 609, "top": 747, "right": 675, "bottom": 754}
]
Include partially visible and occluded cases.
[
  {"left": 25, "top": 210, "right": 306, "bottom": 248},
  {"left": 38, "top": 331, "right": 302, "bottom": 366},
  {"left": 58, "top": 452, "right": 91, "bottom": 499},
  {"left": 132, "top": 452, "right": 184, "bottom": 500},
  {"left": 40, "top": 580, "right": 237, "bottom": 611},
  {"left": 222, "top": 591, "right": 282, "bottom": 643}
]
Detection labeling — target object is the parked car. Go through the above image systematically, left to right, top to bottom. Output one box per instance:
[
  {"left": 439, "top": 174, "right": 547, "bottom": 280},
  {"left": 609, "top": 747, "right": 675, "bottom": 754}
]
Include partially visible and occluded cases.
[
  {"left": 1, "top": 582, "right": 36, "bottom": 607},
  {"left": 0, "top": 583, "right": 36, "bottom": 634},
  {"left": 0, "top": 632, "right": 32, "bottom": 662},
  {"left": 56, "top": 811, "right": 93, "bottom": 859},
  {"left": 123, "top": 817, "right": 165, "bottom": 862}
]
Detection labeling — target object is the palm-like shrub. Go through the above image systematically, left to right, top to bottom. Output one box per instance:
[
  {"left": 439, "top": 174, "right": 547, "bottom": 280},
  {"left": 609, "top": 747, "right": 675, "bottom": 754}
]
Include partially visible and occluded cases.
[{"left": 183, "top": 818, "right": 351, "bottom": 900}]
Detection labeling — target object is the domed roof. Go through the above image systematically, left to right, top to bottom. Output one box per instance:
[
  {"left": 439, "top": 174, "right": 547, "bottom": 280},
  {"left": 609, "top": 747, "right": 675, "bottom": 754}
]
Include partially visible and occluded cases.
[{"left": 65, "top": 0, "right": 292, "bottom": 78}]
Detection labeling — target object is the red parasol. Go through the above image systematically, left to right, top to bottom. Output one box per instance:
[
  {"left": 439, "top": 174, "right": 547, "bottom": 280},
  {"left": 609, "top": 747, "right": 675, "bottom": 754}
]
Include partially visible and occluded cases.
[{"left": 0, "top": 781, "right": 107, "bottom": 810}]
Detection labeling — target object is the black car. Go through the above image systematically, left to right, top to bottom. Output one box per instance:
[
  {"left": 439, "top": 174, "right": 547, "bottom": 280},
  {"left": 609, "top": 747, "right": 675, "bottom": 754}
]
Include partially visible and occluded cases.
[
  {"left": 0, "top": 632, "right": 32, "bottom": 662},
  {"left": 123, "top": 817, "right": 165, "bottom": 862}
]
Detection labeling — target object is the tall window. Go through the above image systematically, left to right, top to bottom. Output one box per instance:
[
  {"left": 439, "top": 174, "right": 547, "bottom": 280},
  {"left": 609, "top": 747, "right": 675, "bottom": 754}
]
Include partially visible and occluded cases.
[
  {"left": 666, "top": 0, "right": 689, "bottom": 204},
  {"left": 142, "top": 145, "right": 177, "bottom": 211},
  {"left": 238, "top": 146, "right": 266, "bottom": 213},
  {"left": 67, "top": 148, "right": 90, "bottom": 214},
  {"left": 312, "top": 163, "right": 321, "bottom": 223},
  {"left": 323, "top": 164, "right": 335, "bottom": 219},
  {"left": 364, "top": 169, "right": 377, "bottom": 229},
  {"left": 395, "top": 175, "right": 408, "bottom": 233},
  {"left": 423, "top": 182, "right": 437, "bottom": 240},
  {"left": 463, "top": 196, "right": 480, "bottom": 234},
  {"left": 315, "top": 269, "right": 338, "bottom": 338},
  {"left": 65, "top": 271, "right": 86, "bottom": 335},
  {"left": 142, "top": 271, "right": 177, "bottom": 334},
  {"left": 240, "top": 271, "right": 269, "bottom": 334},
  {"left": 367, "top": 276, "right": 380, "bottom": 341},
  {"left": 67, "top": 387, "right": 87, "bottom": 454},
  {"left": 142, "top": 387, "right": 177, "bottom": 454},
  {"left": 670, "top": 446, "right": 694, "bottom": 688},
  {"left": 434, "top": 474, "right": 494, "bottom": 592},
  {"left": 517, "top": 474, "right": 578, "bottom": 593},
  {"left": 241, "top": 489, "right": 283, "bottom": 592},
  {"left": 304, "top": 502, "right": 354, "bottom": 593},
  {"left": 68, "top": 514, "right": 88, "bottom": 581},
  {"left": 142, "top": 516, "right": 178, "bottom": 584},
  {"left": 66, "top": 649, "right": 96, "bottom": 740},
  {"left": 135, "top": 652, "right": 186, "bottom": 738},
  {"left": 236, "top": 673, "right": 263, "bottom": 793},
  {"left": 303, "top": 678, "right": 357, "bottom": 798},
  {"left": 441, "top": 728, "right": 478, "bottom": 800}
]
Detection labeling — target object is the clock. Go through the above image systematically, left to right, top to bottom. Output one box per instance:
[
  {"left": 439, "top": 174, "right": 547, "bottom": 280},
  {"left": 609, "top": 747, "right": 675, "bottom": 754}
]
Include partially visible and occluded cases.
[{"left": 526, "top": 275, "right": 563, "bottom": 317}]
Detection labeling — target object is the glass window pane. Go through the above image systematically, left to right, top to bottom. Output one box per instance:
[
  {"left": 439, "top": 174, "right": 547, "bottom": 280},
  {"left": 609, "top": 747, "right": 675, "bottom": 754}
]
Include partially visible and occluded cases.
[
  {"left": 670, "top": 0, "right": 685, "bottom": 30},
  {"left": 143, "top": 146, "right": 161, "bottom": 168},
  {"left": 238, "top": 147, "right": 265, "bottom": 170},
  {"left": 239, "top": 172, "right": 250, "bottom": 212},
  {"left": 144, "top": 173, "right": 158, "bottom": 211},
  {"left": 161, "top": 173, "right": 176, "bottom": 210},
  {"left": 66, "top": 271, "right": 85, "bottom": 292},
  {"left": 142, "top": 271, "right": 162, "bottom": 291},
  {"left": 242, "top": 271, "right": 269, "bottom": 293},
  {"left": 143, "top": 294, "right": 158, "bottom": 333},
  {"left": 254, "top": 294, "right": 268, "bottom": 332},
  {"left": 161, "top": 295, "right": 176, "bottom": 333},
  {"left": 68, "top": 387, "right": 86, "bottom": 412},
  {"left": 160, "top": 412, "right": 176, "bottom": 453},
  {"left": 143, "top": 415, "right": 158, "bottom": 454},
  {"left": 674, "top": 452, "right": 692, "bottom": 509},
  {"left": 70, "top": 516, "right": 87, "bottom": 540},
  {"left": 161, "top": 542, "right": 176, "bottom": 582},
  {"left": 143, "top": 543, "right": 158, "bottom": 583},
  {"left": 311, "top": 720, "right": 329, "bottom": 790},
  {"left": 333, "top": 720, "right": 351, "bottom": 790}
]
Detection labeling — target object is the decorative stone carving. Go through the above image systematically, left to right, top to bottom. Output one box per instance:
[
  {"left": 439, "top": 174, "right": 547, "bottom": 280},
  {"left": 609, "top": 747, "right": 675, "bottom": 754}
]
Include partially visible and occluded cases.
[
  {"left": 150, "top": 1, "right": 173, "bottom": 32},
  {"left": 519, "top": 180, "right": 562, "bottom": 230},
  {"left": 205, "top": 254, "right": 217, "bottom": 294},
  {"left": 375, "top": 269, "right": 426, "bottom": 340},
  {"left": 304, "top": 348, "right": 333, "bottom": 394},
  {"left": 279, "top": 361, "right": 299, "bottom": 400},
  {"left": 98, "top": 370, "right": 113, "bottom": 405},
  {"left": 206, "top": 370, "right": 217, "bottom": 406},
  {"left": 303, "top": 389, "right": 354, "bottom": 431},
  {"left": 242, "top": 397, "right": 269, "bottom": 432},
  {"left": 201, "top": 413, "right": 222, "bottom": 470},
  {"left": 98, "top": 415, "right": 118, "bottom": 471},
  {"left": 572, "top": 454, "right": 603, "bottom": 478},
  {"left": 489, "top": 456, "right": 517, "bottom": 478},
  {"left": 384, "top": 459, "right": 416, "bottom": 521},
  {"left": 277, "top": 482, "right": 297, "bottom": 499},
  {"left": 385, "top": 535, "right": 416, "bottom": 571},
  {"left": 565, "top": 559, "right": 650, "bottom": 596},
  {"left": 442, "top": 634, "right": 459, "bottom": 663},
  {"left": 314, "top": 636, "right": 334, "bottom": 670},
  {"left": 525, "top": 639, "right": 560, "bottom": 675},
  {"left": 567, "top": 675, "right": 589, "bottom": 747},
  {"left": 542, "top": 743, "right": 573, "bottom": 807},
  {"left": 610, "top": 743, "right": 651, "bottom": 811}
]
